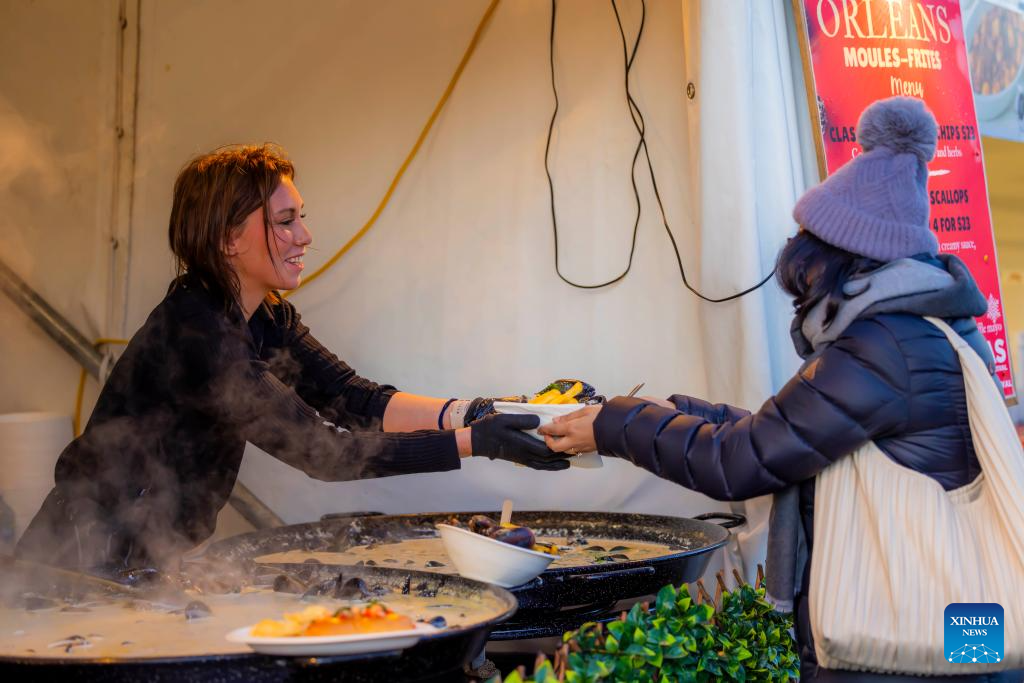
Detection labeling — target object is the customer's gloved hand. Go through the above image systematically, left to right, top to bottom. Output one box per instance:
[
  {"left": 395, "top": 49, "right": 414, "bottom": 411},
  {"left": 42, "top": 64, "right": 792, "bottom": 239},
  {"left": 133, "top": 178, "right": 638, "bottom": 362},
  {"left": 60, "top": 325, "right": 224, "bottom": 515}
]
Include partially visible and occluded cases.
[{"left": 470, "top": 414, "right": 570, "bottom": 471}]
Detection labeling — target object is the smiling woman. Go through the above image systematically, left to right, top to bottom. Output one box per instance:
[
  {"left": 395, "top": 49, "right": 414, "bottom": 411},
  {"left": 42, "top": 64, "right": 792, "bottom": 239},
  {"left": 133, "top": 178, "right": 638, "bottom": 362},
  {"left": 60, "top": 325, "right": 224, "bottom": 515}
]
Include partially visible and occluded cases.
[
  {"left": 14, "top": 144, "right": 569, "bottom": 574},
  {"left": 228, "top": 176, "right": 310, "bottom": 316}
]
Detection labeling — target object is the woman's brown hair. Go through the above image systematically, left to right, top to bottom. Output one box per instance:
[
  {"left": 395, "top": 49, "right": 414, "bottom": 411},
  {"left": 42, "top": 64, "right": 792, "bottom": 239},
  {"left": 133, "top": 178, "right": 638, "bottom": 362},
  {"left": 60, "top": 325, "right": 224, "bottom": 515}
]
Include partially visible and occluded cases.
[{"left": 168, "top": 144, "right": 295, "bottom": 306}]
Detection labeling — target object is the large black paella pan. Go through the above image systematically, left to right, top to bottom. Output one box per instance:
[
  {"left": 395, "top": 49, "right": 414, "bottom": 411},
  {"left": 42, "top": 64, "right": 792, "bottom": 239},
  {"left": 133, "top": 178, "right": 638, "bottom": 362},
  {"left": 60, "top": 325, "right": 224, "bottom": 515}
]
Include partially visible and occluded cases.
[
  {"left": 205, "top": 510, "right": 743, "bottom": 640},
  {"left": 0, "top": 558, "right": 516, "bottom": 682}
]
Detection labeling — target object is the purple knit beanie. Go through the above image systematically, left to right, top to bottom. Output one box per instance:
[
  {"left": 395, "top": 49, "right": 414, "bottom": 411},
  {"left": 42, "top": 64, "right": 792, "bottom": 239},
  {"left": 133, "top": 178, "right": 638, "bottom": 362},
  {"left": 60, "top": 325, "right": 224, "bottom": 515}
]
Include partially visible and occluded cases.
[{"left": 793, "top": 96, "right": 939, "bottom": 261}]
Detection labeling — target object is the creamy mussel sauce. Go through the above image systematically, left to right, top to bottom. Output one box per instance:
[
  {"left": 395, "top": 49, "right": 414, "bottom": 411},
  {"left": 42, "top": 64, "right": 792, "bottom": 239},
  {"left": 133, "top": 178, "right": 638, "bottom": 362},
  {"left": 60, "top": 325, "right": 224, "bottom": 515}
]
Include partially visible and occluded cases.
[
  {"left": 0, "top": 534, "right": 677, "bottom": 658},
  {"left": 256, "top": 537, "right": 676, "bottom": 573},
  {"left": 0, "top": 587, "right": 507, "bottom": 658}
]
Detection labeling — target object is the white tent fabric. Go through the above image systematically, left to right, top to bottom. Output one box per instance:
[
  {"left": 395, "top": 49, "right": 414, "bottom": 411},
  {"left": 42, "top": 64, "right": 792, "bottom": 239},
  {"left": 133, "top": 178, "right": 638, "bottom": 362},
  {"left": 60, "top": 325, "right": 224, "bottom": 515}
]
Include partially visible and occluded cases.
[
  {"left": 81, "top": 0, "right": 812, "bottom": 580},
  {"left": 677, "top": 0, "right": 815, "bottom": 579}
]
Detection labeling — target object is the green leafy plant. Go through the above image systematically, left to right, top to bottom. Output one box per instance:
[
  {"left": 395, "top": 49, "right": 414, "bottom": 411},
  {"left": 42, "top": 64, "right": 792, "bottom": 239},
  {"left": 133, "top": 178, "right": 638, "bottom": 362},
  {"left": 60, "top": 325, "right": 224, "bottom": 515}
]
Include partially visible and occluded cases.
[{"left": 492, "top": 570, "right": 799, "bottom": 683}]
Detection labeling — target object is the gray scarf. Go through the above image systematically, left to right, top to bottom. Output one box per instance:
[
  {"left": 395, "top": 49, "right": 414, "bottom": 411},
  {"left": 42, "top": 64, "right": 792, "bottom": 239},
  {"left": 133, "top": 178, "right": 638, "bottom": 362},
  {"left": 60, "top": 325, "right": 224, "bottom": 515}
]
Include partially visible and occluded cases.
[{"left": 765, "top": 254, "right": 989, "bottom": 612}]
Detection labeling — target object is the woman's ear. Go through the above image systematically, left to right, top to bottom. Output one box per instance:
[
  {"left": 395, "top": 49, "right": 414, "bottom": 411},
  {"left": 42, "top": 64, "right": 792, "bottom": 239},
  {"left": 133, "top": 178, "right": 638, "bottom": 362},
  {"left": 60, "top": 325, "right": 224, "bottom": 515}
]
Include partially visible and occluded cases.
[{"left": 224, "top": 233, "right": 240, "bottom": 257}]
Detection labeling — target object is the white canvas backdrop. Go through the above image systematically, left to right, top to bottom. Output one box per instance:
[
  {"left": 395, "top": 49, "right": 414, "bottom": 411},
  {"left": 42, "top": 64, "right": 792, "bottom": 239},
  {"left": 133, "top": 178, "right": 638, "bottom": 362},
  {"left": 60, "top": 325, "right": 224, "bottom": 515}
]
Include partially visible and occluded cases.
[
  {"left": 0, "top": 0, "right": 815, "bottom": 580},
  {"left": 125, "top": 0, "right": 812, "bottom": 579}
]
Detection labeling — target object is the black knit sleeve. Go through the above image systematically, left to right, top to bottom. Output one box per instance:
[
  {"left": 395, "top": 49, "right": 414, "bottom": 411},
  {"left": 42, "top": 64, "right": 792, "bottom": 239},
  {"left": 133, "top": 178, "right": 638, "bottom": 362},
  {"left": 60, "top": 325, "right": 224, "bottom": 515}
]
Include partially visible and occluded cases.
[
  {"left": 276, "top": 300, "right": 398, "bottom": 424},
  {"left": 217, "top": 356, "right": 460, "bottom": 481}
]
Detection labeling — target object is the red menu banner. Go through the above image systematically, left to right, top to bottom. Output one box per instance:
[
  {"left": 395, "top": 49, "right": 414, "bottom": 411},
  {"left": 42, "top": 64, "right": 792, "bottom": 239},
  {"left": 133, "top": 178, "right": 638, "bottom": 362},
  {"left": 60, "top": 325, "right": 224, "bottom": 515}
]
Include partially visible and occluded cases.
[{"left": 796, "top": 0, "right": 1016, "bottom": 399}]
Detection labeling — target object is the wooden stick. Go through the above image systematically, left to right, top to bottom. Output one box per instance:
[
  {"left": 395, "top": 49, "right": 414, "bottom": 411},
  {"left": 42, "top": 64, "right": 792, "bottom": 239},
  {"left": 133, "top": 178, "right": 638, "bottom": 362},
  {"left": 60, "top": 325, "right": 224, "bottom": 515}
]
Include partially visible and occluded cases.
[
  {"left": 500, "top": 499, "right": 513, "bottom": 526},
  {"left": 732, "top": 568, "right": 745, "bottom": 588},
  {"left": 715, "top": 570, "right": 729, "bottom": 594},
  {"left": 695, "top": 579, "right": 714, "bottom": 605},
  {"left": 556, "top": 644, "right": 568, "bottom": 681}
]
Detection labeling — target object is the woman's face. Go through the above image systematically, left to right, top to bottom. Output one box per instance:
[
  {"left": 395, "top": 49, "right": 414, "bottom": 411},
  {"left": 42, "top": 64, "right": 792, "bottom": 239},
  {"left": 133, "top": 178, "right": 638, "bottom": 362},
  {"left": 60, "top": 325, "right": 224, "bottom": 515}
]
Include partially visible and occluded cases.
[{"left": 228, "top": 176, "right": 311, "bottom": 310}]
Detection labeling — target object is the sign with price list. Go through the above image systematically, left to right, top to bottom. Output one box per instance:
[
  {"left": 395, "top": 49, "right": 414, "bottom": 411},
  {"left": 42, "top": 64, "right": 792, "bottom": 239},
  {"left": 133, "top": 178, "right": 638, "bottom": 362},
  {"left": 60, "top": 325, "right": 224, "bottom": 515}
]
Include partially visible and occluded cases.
[{"left": 794, "top": 0, "right": 1016, "bottom": 399}]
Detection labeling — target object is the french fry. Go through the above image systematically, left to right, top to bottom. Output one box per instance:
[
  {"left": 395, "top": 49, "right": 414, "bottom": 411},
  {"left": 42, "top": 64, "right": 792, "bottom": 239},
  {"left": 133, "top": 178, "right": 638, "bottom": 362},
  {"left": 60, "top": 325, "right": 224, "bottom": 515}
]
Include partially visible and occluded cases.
[
  {"left": 563, "top": 381, "right": 584, "bottom": 400},
  {"left": 529, "top": 389, "right": 561, "bottom": 404}
]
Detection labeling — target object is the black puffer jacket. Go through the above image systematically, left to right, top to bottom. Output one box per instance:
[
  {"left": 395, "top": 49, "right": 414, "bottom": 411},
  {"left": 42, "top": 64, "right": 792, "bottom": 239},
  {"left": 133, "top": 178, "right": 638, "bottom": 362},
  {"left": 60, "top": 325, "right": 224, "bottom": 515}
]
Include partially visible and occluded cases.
[{"left": 592, "top": 255, "right": 999, "bottom": 678}]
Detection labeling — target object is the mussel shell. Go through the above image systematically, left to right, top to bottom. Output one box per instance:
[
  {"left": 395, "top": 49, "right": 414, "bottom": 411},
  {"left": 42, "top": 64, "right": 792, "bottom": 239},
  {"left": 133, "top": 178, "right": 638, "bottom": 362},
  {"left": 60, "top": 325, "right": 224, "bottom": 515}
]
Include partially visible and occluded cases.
[
  {"left": 467, "top": 515, "right": 497, "bottom": 535},
  {"left": 491, "top": 526, "right": 535, "bottom": 549},
  {"left": 272, "top": 574, "right": 307, "bottom": 594},
  {"left": 301, "top": 574, "right": 342, "bottom": 601},
  {"left": 334, "top": 577, "right": 370, "bottom": 600},
  {"left": 183, "top": 600, "right": 212, "bottom": 620}
]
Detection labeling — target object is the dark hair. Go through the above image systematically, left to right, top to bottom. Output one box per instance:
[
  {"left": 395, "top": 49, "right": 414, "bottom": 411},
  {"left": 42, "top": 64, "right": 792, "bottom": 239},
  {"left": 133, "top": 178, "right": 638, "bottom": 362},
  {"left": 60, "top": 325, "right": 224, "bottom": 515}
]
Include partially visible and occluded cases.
[
  {"left": 168, "top": 144, "right": 295, "bottom": 307},
  {"left": 776, "top": 231, "right": 883, "bottom": 326}
]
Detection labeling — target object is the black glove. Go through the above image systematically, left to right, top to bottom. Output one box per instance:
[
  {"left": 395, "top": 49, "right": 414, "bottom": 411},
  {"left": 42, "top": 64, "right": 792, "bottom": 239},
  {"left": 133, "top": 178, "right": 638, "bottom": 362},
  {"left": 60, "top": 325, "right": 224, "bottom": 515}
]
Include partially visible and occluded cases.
[
  {"left": 462, "top": 396, "right": 524, "bottom": 426},
  {"left": 470, "top": 413, "right": 570, "bottom": 471}
]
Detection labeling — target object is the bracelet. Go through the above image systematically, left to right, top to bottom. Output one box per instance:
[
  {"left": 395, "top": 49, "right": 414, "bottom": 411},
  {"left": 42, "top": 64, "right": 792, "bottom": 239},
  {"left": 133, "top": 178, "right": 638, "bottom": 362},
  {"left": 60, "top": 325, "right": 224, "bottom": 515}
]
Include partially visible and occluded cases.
[
  {"left": 438, "top": 398, "right": 458, "bottom": 430},
  {"left": 448, "top": 399, "right": 471, "bottom": 429}
]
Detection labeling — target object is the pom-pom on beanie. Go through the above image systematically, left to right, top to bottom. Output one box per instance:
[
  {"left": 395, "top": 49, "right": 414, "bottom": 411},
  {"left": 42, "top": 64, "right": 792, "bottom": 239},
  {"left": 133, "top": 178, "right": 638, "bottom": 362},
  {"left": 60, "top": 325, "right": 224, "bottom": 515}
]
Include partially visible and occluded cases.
[{"left": 793, "top": 96, "right": 939, "bottom": 261}]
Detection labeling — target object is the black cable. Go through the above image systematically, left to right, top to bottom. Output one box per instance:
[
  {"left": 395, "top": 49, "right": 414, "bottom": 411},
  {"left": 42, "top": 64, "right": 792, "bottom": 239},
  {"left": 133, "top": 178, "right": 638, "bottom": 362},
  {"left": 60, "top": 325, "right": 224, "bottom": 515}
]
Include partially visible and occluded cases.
[
  {"left": 545, "top": 0, "right": 777, "bottom": 302},
  {"left": 545, "top": 0, "right": 645, "bottom": 288},
  {"left": 610, "top": 0, "right": 776, "bottom": 302}
]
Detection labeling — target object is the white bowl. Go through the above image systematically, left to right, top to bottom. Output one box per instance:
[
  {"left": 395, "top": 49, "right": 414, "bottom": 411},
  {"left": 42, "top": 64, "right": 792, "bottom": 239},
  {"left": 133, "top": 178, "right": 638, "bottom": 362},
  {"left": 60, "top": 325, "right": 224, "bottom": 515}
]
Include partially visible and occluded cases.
[
  {"left": 491, "top": 401, "right": 603, "bottom": 468},
  {"left": 436, "top": 523, "right": 555, "bottom": 588}
]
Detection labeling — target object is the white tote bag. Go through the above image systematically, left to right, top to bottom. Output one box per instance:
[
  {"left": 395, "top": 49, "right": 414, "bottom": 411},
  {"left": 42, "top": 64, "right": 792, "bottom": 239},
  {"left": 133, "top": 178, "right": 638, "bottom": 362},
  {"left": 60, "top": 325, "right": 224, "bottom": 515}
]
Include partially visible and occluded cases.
[{"left": 809, "top": 317, "right": 1024, "bottom": 675}]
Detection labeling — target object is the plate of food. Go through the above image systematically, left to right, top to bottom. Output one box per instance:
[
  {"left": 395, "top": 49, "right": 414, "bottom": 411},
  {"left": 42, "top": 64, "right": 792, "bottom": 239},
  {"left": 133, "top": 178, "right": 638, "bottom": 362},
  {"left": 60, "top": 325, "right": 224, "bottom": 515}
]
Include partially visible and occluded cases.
[
  {"left": 965, "top": 0, "right": 1024, "bottom": 121},
  {"left": 493, "top": 379, "right": 603, "bottom": 468},
  {"left": 226, "top": 603, "right": 437, "bottom": 656}
]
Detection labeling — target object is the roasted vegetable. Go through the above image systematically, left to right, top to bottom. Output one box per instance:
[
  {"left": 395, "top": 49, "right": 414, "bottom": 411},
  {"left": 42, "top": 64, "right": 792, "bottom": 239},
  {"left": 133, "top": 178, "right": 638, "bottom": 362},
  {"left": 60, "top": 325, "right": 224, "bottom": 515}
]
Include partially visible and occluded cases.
[{"left": 531, "top": 543, "right": 559, "bottom": 555}]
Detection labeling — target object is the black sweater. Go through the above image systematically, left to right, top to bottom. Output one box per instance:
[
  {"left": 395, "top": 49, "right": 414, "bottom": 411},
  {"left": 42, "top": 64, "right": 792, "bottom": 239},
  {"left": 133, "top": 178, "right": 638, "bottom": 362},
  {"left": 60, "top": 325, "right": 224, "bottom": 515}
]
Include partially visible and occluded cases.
[{"left": 17, "top": 276, "right": 460, "bottom": 570}]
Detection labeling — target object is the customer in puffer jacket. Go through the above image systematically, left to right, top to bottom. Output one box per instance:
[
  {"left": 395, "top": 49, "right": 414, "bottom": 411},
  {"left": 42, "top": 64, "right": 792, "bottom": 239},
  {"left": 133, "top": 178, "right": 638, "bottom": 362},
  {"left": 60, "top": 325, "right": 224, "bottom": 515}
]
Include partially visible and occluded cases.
[{"left": 539, "top": 97, "right": 1021, "bottom": 682}]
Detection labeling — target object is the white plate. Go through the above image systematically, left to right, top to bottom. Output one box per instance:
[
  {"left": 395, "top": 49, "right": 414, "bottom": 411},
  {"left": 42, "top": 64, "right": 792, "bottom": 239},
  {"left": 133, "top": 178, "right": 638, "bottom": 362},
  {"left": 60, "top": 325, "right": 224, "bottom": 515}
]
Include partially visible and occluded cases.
[
  {"left": 964, "top": 1, "right": 1024, "bottom": 120},
  {"left": 492, "top": 401, "right": 602, "bottom": 468},
  {"left": 437, "top": 523, "right": 555, "bottom": 588},
  {"left": 225, "top": 622, "right": 437, "bottom": 656}
]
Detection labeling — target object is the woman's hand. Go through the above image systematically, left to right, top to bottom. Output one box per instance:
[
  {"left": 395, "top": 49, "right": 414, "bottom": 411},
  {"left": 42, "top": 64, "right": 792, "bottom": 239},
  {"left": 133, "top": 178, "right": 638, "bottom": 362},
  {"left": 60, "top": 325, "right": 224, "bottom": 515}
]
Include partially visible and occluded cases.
[
  {"left": 537, "top": 405, "right": 601, "bottom": 454},
  {"left": 470, "top": 414, "right": 570, "bottom": 470}
]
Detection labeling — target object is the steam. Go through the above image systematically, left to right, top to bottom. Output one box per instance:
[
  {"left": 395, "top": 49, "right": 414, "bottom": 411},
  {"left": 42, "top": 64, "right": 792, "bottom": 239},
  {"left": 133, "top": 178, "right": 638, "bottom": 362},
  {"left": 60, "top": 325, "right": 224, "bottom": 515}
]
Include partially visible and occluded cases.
[
  {"left": 0, "top": 96, "right": 69, "bottom": 277},
  {"left": 0, "top": 96, "right": 65, "bottom": 196},
  {"left": 13, "top": 300, "right": 396, "bottom": 582}
]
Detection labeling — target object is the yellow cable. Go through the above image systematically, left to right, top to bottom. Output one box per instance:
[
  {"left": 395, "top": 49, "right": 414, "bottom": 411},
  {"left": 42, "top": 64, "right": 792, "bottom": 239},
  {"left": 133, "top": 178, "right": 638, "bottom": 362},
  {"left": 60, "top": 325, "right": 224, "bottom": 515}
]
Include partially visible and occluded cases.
[
  {"left": 285, "top": 0, "right": 500, "bottom": 298},
  {"left": 73, "top": 2, "right": 501, "bottom": 433},
  {"left": 73, "top": 337, "right": 129, "bottom": 437}
]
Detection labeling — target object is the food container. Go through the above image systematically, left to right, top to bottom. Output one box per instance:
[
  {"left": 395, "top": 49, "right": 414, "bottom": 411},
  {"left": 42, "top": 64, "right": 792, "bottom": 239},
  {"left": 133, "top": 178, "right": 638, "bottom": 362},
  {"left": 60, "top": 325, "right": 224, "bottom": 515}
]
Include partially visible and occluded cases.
[
  {"left": 965, "top": 1, "right": 1024, "bottom": 121},
  {"left": 491, "top": 401, "right": 602, "bottom": 468},
  {"left": 437, "top": 523, "right": 555, "bottom": 588}
]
